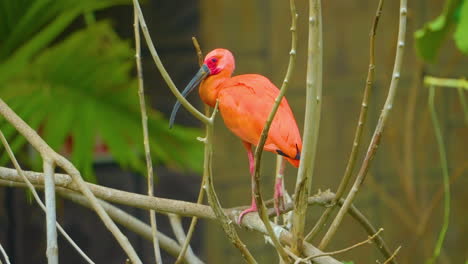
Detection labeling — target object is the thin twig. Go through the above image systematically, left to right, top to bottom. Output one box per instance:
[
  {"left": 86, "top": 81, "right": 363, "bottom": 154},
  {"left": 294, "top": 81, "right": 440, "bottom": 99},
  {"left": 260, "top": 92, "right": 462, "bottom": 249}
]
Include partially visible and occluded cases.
[
  {"left": 132, "top": 0, "right": 209, "bottom": 125},
  {"left": 251, "top": 0, "right": 297, "bottom": 260},
  {"left": 292, "top": 0, "right": 322, "bottom": 252},
  {"left": 305, "top": 0, "right": 384, "bottom": 242},
  {"left": 318, "top": 0, "right": 408, "bottom": 250},
  {"left": 132, "top": 4, "right": 162, "bottom": 263},
  {"left": 173, "top": 37, "right": 206, "bottom": 264},
  {"left": 423, "top": 76, "right": 468, "bottom": 90},
  {"left": 425, "top": 86, "right": 450, "bottom": 264},
  {"left": 0, "top": 99, "right": 142, "bottom": 264},
  {"left": 203, "top": 103, "right": 257, "bottom": 263},
  {"left": 0, "top": 131, "right": 95, "bottom": 264},
  {"left": 43, "top": 159, "right": 58, "bottom": 264},
  {"left": 0, "top": 167, "right": 356, "bottom": 264},
  {"left": 0, "top": 179, "right": 204, "bottom": 264},
  {"left": 57, "top": 188, "right": 204, "bottom": 264},
  {"left": 168, "top": 214, "right": 196, "bottom": 259},
  {"left": 304, "top": 228, "right": 383, "bottom": 261},
  {"left": 0, "top": 240, "right": 10, "bottom": 264},
  {"left": 383, "top": 246, "right": 401, "bottom": 264}
]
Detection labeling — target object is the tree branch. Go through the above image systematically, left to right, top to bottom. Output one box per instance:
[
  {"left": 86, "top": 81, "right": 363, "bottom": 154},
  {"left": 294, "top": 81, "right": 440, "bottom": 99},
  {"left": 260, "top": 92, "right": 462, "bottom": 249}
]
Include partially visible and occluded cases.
[
  {"left": 132, "top": 0, "right": 209, "bottom": 125},
  {"left": 251, "top": 0, "right": 297, "bottom": 260},
  {"left": 292, "top": 0, "right": 323, "bottom": 252},
  {"left": 305, "top": 0, "right": 384, "bottom": 242},
  {"left": 318, "top": 0, "right": 407, "bottom": 250},
  {"left": 132, "top": 3, "right": 162, "bottom": 263},
  {"left": 174, "top": 36, "right": 206, "bottom": 264},
  {"left": 0, "top": 99, "right": 142, "bottom": 264},
  {"left": 0, "top": 132, "right": 94, "bottom": 264},
  {"left": 43, "top": 159, "right": 59, "bottom": 264},
  {"left": 0, "top": 167, "right": 343, "bottom": 264},
  {"left": 0, "top": 179, "right": 204, "bottom": 264},
  {"left": 0, "top": 239, "right": 11, "bottom": 264}
]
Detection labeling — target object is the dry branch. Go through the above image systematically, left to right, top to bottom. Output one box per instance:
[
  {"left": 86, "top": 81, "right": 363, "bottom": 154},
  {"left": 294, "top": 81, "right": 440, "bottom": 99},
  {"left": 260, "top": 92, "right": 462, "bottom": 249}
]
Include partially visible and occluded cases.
[
  {"left": 292, "top": 0, "right": 323, "bottom": 252},
  {"left": 306, "top": 0, "right": 384, "bottom": 242},
  {"left": 319, "top": 0, "right": 408, "bottom": 250},
  {"left": 132, "top": 3, "right": 162, "bottom": 263},
  {"left": 0, "top": 99, "right": 142, "bottom": 264},
  {"left": 0, "top": 166, "right": 342, "bottom": 264}
]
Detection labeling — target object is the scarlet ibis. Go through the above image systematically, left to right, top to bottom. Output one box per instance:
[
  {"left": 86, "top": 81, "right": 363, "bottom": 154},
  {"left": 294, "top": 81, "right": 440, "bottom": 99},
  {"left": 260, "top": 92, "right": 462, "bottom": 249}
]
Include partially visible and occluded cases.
[{"left": 170, "top": 49, "right": 302, "bottom": 223}]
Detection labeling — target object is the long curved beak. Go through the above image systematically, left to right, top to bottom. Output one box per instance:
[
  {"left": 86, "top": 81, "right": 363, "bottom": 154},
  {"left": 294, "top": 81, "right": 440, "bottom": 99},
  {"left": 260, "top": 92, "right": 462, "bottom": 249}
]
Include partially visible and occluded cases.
[{"left": 169, "top": 64, "right": 210, "bottom": 128}]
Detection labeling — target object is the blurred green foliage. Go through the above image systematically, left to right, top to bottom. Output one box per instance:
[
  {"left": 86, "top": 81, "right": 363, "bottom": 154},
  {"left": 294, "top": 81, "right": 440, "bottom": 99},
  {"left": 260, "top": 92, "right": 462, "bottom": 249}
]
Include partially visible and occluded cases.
[
  {"left": 0, "top": 0, "right": 203, "bottom": 181},
  {"left": 415, "top": 0, "right": 468, "bottom": 62}
]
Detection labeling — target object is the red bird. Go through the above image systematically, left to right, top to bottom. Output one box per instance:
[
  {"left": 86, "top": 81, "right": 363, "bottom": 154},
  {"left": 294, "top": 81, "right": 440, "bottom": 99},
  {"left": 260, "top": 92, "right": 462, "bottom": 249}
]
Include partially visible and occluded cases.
[{"left": 170, "top": 49, "right": 302, "bottom": 223}]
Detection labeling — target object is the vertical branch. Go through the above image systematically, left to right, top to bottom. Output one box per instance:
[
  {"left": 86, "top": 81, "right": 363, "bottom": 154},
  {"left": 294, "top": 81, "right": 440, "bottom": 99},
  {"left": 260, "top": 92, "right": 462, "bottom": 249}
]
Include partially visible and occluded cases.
[
  {"left": 132, "top": 0, "right": 209, "bottom": 125},
  {"left": 251, "top": 0, "right": 297, "bottom": 260},
  {"left": 292, "top": 0, "right": 322, "bottom": 252},
  {"left": 305, "top": 0, "right": 384, "bottom": 241},
  {"left": 319, "top": 0, "right": 407, "bottom": 249},
  {"left": 132, "top": 4, "right": 162, "bottom": 263},
  {"left": 174, "top": 38, "right": 205, "bottom": 264},
  {"left": 426, "top": 86, "right": 450, "bottom": 264},
  {"left": 0, "top": 98, "right": 142, "bottom": 263},
  {"left": 203, "top": 103, "right": 257, "bottom": 263},
  {"left": 0, "top": 130, "right": 95, "bottom": 264},
  {"left": 43, "top": 159, "right": 58, "bottom": 264},
  {"left": 168, "top": 214, "right": 196, "bottom": 259},
  {"left": 0, "top": 241, "right": 10, "bottom": 264}
]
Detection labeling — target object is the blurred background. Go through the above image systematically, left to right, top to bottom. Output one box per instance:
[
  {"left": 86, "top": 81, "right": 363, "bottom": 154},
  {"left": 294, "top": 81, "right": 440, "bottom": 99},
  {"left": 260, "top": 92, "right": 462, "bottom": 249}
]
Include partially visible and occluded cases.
[{"left": 0, "top": 0, "right": 467, "bottom": 263}]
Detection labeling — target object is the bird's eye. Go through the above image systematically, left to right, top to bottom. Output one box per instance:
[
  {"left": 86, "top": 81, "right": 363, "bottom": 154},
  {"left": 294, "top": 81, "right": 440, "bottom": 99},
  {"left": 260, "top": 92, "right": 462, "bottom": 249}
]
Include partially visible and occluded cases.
[{"left": 211, "top": 58, "right": 218, "bottom": 63}]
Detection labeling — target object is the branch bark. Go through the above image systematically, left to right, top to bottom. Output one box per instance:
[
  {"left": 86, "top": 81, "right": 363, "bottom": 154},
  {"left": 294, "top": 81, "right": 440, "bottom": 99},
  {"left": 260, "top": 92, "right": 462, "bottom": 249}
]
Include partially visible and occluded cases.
[
  {"left": 292, "top": 0, "right": 323, "bottom": 252},
  {"left": 305, "top": 0, "right": 384, "bottom": 242},
  {"left": 319, "top": 0, "right": 408, "bottom": 249},
  {"left": 132, "top": 3, "right": 162, "bottom": 263},
  {"left": 0, "top": 99, "right": 142, "bottom": 264},
  {"left": 0, "top": 166, "right": 343, "bottom": 264}
]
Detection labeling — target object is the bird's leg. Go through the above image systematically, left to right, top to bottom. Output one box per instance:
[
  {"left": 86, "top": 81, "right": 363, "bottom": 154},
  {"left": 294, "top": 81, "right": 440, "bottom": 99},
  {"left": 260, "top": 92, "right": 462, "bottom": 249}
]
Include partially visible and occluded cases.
[
  {"left": 237, "top": 142, "right": 258, "bottom": 224},
  {"left": 274, "top": 157, "right": 287, "bottom": 216}
]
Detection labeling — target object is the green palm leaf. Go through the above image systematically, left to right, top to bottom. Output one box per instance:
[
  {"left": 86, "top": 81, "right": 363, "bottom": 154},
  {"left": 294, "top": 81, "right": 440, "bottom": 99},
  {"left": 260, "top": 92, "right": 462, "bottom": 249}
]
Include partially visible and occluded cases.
[{"left": 1, "top": 21, "right": 203, "bottom": 181}]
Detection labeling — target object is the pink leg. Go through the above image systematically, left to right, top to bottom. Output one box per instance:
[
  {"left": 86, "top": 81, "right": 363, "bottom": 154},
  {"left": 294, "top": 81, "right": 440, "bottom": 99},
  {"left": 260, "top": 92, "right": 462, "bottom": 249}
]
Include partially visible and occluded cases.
[
  {"left": 237, "top": 142, "right": 258, "bottom": 224},
  {"left": 273, "top": 158, "right": 287, "bottom": 216}
]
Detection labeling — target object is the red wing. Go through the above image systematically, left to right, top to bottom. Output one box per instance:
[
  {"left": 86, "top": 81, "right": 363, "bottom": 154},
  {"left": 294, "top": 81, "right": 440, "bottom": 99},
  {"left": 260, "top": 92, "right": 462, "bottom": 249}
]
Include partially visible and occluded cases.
[{"left": 218, "top": 74, "right": 302, "bottom": 158}]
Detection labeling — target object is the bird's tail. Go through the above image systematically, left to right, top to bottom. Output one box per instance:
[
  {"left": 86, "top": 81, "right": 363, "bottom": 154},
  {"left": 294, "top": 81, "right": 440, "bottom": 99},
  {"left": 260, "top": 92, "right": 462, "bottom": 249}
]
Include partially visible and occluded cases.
[
  {"left": 276, "top": 144, "right": 301, "bottom": 168},
  {"left": 285, "top": 157, "right": 300, "bottom": 168}
]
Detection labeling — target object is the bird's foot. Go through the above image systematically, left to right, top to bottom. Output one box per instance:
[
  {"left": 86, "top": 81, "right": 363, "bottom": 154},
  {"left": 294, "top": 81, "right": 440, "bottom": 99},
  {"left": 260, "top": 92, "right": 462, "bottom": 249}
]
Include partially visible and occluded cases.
[
  {"left": 274, "top": 177, "right": 285, "bottom": 217},
  {"left": 237, "top": 204, "right": 258, "bottom": 225}
]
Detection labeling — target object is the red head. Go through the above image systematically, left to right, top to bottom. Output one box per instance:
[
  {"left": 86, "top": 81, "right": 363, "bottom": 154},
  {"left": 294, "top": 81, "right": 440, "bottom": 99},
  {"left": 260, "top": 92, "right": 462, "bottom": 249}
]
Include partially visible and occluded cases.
[
  {"left": 169, "top": 48, "right": 236, "bottom": 127},
  {"left": 203, "top": 49, "right": 235, "bottom": 76}
]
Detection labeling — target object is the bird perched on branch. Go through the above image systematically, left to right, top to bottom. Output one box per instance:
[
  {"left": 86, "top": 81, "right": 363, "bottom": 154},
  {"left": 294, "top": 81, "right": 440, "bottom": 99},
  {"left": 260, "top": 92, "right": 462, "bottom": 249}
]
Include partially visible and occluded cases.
[{"left": 170, "top": 48, "right": 302, "bottom": 223}]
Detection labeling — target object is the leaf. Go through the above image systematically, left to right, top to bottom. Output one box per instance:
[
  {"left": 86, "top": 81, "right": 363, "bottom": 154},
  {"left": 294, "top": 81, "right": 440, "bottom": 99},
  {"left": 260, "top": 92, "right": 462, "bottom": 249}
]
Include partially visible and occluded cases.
[
  {"left": 414, "top": 0, "right": 462, "bottom": 62},
  {"left": 454, "top": 0, "right": 468, "bottom": 53},
  {"left": 2, "top": 22, "right": 203, "bottom": 179}
]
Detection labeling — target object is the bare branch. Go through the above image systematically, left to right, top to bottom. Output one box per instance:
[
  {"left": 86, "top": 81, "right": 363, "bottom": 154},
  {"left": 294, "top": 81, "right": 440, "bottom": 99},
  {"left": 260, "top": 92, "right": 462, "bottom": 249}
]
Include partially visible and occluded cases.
[
  {"left": 132, "top": 0, "right": 209, "bottom": 125},
  {"left": 251, "top": 0, "right": 297, "bottom": 260},
  {"left": 292, "top": 0, "right": 323, "bottom": 252},
  {"left": 306, "top": 0, "right": 384, "bottom": 242},
  {"left": 319, "top": 0, "right": 408, "bottom": 249},
  {"left": 132, "top": 3, "right": 162, "bottom": 263},
  {"left": 174, "top": 37, "right": 206, "bottom": 264},
  {"left": 424, "top": 76, "right": 468, "bottom": 90},
  {"left": 0, "top": 99, "right": 142, "bottom": 264},
  {"left": 0, "top": 132, "right": 95, "bottom": 264},
  {"left": 43, "top": 159, "right": 58, "bottom": 264},
  {"left": 0, "top": 167, "right": 343, "bottom": 264},
  {"left": 168, "top": 214, "right": 196, "bottom": 260},
  {"left": 303, "top": 228, "right": 383, "bottom": 262},
  {"left": 0, "top": 240, "right": 11, "bottom": 264},
  {"left": 383, "top": 246, "right": 401, "bottom": 264}
]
